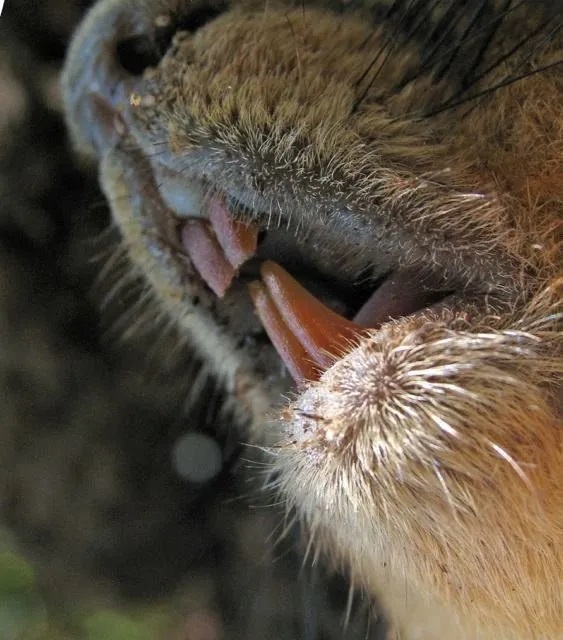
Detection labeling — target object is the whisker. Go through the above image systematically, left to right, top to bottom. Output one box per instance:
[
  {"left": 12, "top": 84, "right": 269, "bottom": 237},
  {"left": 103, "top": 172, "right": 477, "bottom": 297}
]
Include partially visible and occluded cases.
[{"left": 423, "top": 58, "right": 562, "bottom": 117}]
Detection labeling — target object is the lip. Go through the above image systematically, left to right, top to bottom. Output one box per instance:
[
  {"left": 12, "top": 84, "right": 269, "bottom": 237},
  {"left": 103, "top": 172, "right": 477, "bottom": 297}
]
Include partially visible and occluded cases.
[
  {"left": 63, "top": 18, "right": 524, "bottom": 412},
  {"left": 79, "top": 70, "right": 518, "bottom": 302},
  {"left": 99, "top": 116, "right": 483, "bottom": 388}
]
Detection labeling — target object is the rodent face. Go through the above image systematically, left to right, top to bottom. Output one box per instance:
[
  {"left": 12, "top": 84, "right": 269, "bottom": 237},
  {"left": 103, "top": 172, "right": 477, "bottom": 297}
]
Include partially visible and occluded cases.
[{"left": 62, "top": 2, "right": 561, "bottom": 639}]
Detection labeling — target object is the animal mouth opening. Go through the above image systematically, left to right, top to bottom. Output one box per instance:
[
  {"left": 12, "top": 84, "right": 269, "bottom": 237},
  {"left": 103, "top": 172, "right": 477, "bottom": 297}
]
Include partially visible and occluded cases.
[
  {"left": 64, "top": 24, "right": 506, "bottom": 389},
  {"left": 85, "top": 91, "right": 468, "bottom": 387},
  {"left": 155, "top": 177, "right": 453, "bottom": 385}
]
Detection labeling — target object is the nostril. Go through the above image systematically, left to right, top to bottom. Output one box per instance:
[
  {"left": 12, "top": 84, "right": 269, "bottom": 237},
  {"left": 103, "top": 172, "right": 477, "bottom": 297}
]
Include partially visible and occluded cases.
[
  {"left": 115, "top": 3, "right": 228, "bottom": 76},
  {"left": 116, "top": 34, "right": 166, "bottom": 75}
]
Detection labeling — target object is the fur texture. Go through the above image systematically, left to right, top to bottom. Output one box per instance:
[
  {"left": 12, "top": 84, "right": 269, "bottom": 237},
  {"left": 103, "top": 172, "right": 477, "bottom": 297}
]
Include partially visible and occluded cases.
[{"left": 62, "top": 1, "right": 562, "bottom": 638}]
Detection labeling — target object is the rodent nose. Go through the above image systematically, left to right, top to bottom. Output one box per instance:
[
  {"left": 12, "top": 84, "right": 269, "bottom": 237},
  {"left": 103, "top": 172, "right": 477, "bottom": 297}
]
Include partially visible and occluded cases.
[
  {"left": 62, "top": 0, "right": 228, "bottom": 155},
  {"left": 62, "top": 0, "right": 139, "bottom": 156},
  {"left": 116, "top": 4, "right": 228, "bottom": 76}
]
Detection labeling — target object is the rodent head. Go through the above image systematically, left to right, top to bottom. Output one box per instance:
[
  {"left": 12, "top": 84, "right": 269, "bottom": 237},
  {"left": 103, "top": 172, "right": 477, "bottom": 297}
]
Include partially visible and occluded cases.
[{"left": 62, "top": 1, "right": 562, "bottom": 637}]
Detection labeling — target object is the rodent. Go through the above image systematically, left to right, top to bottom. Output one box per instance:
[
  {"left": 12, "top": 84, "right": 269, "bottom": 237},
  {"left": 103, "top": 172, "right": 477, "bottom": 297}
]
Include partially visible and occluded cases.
[{"left": 62, "top": 1, "right": 562, "bottom": 638}]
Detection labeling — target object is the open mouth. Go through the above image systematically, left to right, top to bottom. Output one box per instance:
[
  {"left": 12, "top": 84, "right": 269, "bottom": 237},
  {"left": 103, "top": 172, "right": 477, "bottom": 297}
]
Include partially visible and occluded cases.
[
  {"left": 60, "top": 0, "right": 522, "bottom": 395},
  {"left": 61, "top": 0, "right": 546, "bottom": 428},
  {"left": 68, "top": 63, "right": 505, "bottom": 393},
  {"left": 79, "top": 87, "right": 496, "bottom": 394},
  {"left": 87, "top": 99, "right": 470, "bottom": 389},
  {"left": 150, "top": 171, "right": 455, "bottom": 385},
  {"left": 179, "top": 196, "right": 455, "bottom": 383}
]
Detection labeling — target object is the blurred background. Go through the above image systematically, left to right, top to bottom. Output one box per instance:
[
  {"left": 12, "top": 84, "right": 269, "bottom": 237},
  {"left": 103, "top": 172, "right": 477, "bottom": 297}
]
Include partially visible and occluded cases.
[{"left": 0, "top": 1, "right": 387, "bottom": 638}]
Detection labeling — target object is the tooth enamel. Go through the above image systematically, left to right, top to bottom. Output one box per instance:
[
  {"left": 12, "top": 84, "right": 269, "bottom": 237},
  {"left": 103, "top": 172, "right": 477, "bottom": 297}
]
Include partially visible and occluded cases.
[
  {"left": 158, "top": 175, "right": 206, "bottom": 219},
  {"left": 208, "top": 196, "right": 259, "bottom": 269},
  {"left": 181, "top": 219, "right": 236, "bottom": 298},
  {"left": 247, "top": 261, "right": 365, "bottom": 384},
  {"left": 260, "top": 261, "right": 364, "bottom": 369},
  {"left": 353, "top": 270, "right": 444, "bottom": 327},
  {"left": 248, "top": 281, "right": 320, "bottom": 384}
]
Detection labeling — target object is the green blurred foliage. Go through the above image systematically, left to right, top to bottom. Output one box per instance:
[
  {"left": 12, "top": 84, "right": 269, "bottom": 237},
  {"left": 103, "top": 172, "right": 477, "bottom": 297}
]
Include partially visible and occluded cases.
[
  {"left": 0, "top": 538, "right": 177, "bottom": 640},
  {"left": 0, "top": 551, "right": 46, "bottom": 640},
  {"left": 0, "top": 552, "right": 37, "bottom": 595},
  {"left": 83, "top": 611, "right": 154, "bottom": 640}
]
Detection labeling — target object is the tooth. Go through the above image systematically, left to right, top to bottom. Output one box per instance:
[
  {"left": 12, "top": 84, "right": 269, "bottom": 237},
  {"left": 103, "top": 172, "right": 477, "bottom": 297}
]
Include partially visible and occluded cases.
[
  {"left": 208, "top": 196, "right": 259, "bottom": 269},
  {"left": 181, "top": 219, "right": 236, "bottom": 298},
  {"left": 260, "top": 261, "right": 364, "bottom": 370},
  {"left": 353, "top": 270, "right": 438, "bottom": 327},
  {"left": 248, "top": 281, "right": 320, "bottom": 384}
]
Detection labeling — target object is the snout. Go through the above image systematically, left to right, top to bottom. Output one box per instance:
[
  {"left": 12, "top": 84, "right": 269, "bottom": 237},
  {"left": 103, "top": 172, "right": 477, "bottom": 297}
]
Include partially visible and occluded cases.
[{"left": 62, "top": 0, "right": 226, "bottom": 155}]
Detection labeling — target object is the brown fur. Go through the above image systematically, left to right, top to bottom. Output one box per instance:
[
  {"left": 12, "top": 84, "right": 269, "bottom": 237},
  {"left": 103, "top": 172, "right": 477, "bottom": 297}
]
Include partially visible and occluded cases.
[{"left": 62, "top": 2, "right": 562, "bottom": 638}]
